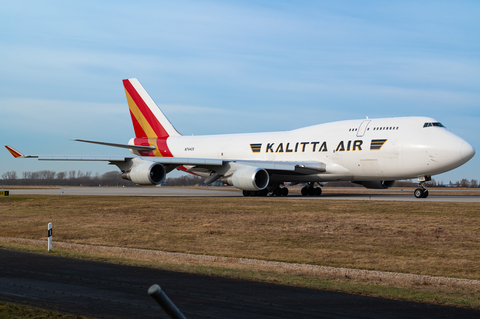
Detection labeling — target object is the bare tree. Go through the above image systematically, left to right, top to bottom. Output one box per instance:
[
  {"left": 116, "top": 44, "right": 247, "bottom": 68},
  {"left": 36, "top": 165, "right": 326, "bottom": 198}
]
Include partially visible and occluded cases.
[
  {"left": 38, "top": 170, "right": 56, "bottom": 179},
  {"left": 1, "top": 171, "right": 17, "bottom": 180},
  {"left": 56, "top": 172, "right": 66, "bottom": 180},
  {"left": 166, "top": 175, "right": 205, "bottom": 186},
  {"left": 426, "top": 178, "right": 437, "bottom": 187},
  {"left": 459, "top": 178, "right": 469, "bottom": 188},
  {"left": 470, "top": 179, "right": 478, "bottom": 188}
]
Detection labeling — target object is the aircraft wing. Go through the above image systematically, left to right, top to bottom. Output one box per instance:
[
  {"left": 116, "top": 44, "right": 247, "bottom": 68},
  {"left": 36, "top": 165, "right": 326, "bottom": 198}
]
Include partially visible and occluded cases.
[
  {"left": 70, "top": 139, "right": 155, "bottom": 151},
  {"left": 67, "top": 140, "right": 326, "bottom": 173},
  {"left": 6, "top": 145, "right": 325, "bottom": 175},
  {"left": 136, "top": 157, "right": 325, "bottom": 174},
  {"left": 234, "top": 160, "right": 326, "bottom": 174}
]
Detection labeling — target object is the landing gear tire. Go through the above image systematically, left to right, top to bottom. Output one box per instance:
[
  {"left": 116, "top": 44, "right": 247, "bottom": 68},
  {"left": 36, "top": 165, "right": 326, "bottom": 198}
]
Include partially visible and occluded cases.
[
  {"left": 301, "top": 184, "right": 322, "bottom": 197},
  {"left": 273, "top": 187, "right": 289, "bottom": 196},
  {"left": 301, "top": 187, "right": 308, "bottom": 196},
  {"left": 259, "top": 188, "right": 269, "bottom": 196},
  {"left": 414, "top": 188, "right": 429, "bottom": 198},
  {"left": 243, "top": 190, "right": 251, "bottom": 197}
]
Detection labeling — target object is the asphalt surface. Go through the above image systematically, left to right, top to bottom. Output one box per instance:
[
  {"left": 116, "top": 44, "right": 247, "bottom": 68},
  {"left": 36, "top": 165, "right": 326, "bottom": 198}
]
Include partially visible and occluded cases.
[
  {"left": 7, "top": 186, "right": 480, "bottom": 202},
  {"left": 1, "top": 249, "right": 480, "bottom": 319}
]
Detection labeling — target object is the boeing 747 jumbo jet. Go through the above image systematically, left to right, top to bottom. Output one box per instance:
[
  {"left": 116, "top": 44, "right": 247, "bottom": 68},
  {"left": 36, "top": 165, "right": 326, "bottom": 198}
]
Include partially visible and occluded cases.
[{"left": 6, "top": 79, "right": 475, "bottom": 198}]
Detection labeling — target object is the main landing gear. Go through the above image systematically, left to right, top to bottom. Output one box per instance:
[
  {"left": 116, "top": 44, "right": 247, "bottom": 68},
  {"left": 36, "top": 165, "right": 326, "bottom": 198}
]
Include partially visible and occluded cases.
[
  {"left": 242, "top": 183, "right": 322, "bottom": 197},
  {"left": 301, "top": 183, "right": 322, "bottom": 197},
  {"left": 272, "top": 186, "right": 289, "bottom": 196}
]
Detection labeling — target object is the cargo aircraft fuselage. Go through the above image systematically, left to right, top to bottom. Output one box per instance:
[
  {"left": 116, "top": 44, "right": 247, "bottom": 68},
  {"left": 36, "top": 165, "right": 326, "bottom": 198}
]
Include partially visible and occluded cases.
[{"left": 6, "top": 79, "right": 475, "bottom": 198}]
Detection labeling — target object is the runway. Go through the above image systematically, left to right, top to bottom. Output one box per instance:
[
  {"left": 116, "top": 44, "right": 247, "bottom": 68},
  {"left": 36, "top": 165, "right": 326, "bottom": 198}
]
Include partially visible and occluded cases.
[
  {"left": 6, "top": 186, "right": 480, "bottom": 202},
  {"left": 1, "top": 249, "right": 480, "bottom": 319}
]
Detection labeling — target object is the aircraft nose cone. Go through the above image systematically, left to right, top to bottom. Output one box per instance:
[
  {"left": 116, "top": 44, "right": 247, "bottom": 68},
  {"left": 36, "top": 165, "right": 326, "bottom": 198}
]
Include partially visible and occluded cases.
[{"left": 461, "top": 142, "right": 475, "bottom": 161}]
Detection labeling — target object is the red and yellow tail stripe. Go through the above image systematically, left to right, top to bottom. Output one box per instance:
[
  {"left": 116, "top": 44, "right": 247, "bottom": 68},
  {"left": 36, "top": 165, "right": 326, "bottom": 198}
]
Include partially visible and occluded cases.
[
  {"left": 123, "top": 79, "right": 174, "bottom": 157},
  {"left": 123, "top": 80, "right": 170, "bottom": 139},
  {"left": 5, "top": 145, "right": 25, "bottom": 158}
]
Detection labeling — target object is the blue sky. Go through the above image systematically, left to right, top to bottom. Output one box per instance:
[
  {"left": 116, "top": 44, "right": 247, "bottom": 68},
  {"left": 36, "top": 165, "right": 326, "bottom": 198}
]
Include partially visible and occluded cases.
[{"left": 1, "top": 0, "right": 479, "bottom": 183}]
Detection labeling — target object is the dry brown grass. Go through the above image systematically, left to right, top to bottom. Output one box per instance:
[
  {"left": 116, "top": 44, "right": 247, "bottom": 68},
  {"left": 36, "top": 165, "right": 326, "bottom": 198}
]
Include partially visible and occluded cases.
[
  {"left": 1, "top": 195, "right": 480, "bottom": 279},
  {"left": 2, "top": 195, "right": 480, "bottom": 308}
]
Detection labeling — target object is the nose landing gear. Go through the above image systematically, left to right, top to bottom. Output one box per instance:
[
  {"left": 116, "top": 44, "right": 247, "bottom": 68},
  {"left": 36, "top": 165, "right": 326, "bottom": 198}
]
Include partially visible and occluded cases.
[
  {"left": 414, "top": 176, "right": 430, "bottom": 198},
  {"left": 414, "top": 187, "right": 429, "bottom": 198}
]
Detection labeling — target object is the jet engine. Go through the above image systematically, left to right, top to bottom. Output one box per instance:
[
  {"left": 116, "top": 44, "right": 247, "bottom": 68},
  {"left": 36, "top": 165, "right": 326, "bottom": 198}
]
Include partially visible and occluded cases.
[
  {"left": 122, "top": 162, "right": 166, "bottom": 185},
  {"left": 222, "top": 167, "right": 269, "bottom": 191},
  {"left": 355, "top": 180, "right": 396, "bottom": 189}
]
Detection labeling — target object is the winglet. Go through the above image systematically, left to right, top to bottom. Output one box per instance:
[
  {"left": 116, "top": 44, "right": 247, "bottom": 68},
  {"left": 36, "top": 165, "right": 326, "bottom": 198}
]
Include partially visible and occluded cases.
[{"left": 5, "top": 145, "right": 26, "bottom": 158}]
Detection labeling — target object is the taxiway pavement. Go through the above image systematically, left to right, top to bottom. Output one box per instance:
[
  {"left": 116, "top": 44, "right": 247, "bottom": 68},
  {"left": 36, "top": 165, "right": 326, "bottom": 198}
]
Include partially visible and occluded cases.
[
  {"left": 6, "top": 186, "right": 480, "bottom": 202},
  {"left": 1, "top": 249, "right": 479, "bottom": 319}
]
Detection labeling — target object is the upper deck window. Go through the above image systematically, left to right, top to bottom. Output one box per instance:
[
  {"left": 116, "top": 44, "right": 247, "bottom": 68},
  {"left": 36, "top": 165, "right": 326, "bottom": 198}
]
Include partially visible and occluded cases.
[{"left": 423, "top": 122, "right": 445, "bottom": 128}]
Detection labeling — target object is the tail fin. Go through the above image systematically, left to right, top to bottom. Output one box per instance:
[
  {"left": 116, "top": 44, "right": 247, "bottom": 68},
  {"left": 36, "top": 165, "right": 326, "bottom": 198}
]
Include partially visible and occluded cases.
[{"left": 123, "top": 79, "right": 181, "bottom": 138}]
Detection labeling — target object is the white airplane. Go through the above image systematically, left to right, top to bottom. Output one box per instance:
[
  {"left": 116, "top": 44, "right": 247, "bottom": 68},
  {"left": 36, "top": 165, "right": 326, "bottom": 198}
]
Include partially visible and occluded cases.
[{"left": 6, "top": 78, "right": 476, "bottom": 198}]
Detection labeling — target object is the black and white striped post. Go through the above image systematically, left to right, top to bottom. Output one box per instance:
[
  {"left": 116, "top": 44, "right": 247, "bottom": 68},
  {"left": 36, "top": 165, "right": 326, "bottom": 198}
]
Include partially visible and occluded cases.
[{"left": 48, "top": 222, "right": 52, "bottom": 251}]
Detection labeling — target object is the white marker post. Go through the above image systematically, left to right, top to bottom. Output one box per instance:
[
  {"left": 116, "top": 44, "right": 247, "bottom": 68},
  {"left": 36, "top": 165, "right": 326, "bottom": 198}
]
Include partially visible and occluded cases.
[{"left": 48, "top": 222, "right": 52, "bottom": 251}]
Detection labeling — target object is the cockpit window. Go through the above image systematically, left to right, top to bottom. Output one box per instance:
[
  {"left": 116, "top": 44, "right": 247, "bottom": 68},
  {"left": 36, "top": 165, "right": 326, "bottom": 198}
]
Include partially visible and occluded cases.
[{"left": 423, "top": 122, "right": 445, "bottom": 128}]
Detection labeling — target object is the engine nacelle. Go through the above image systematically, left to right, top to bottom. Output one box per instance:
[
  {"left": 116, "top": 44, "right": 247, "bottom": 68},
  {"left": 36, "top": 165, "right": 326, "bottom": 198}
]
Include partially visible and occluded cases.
[
  {"left": 122, "top": 162, "right": 166, "bottom": 185},
  {"left": 223, "top": 167, "right": 269, "bottom": 191},
  {"left": 356, "top": 180, "right": 396, "bottom": 189}
]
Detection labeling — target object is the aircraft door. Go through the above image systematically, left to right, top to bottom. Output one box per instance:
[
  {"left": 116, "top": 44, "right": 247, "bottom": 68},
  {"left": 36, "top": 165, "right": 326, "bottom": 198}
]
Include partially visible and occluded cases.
[{"left": 357, "top": 120, "right": 371, "bottom": 137}]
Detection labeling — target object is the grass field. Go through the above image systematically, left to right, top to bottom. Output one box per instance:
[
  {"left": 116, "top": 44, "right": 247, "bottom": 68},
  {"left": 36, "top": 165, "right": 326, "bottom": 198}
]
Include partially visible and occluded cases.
[
  {"left": 1, "top": 194, "right": 480, "bottom": 309},
  {"left": 0, "top": 301, "right": 87, "bottom": 318}
]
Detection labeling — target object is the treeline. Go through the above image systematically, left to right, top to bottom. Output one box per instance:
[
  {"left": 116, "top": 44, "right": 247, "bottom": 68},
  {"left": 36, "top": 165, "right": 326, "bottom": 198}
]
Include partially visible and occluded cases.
[
  {"left": 0, "top": 170, "right": 207, "bottom": 187},
  {"left": 0, "top": 170, "right": 134, "bottom": 186},
  {"left": 165, "top": 175, "right": 205, "bottom": 186},
  {"left": 314, "top": 178, "right": 480, "bottom": 188},
  {"left": 394, "top": 178, "right": 479, "bottom": 188},
  {"left": 324, "top": 179, "right": 479, "bottom": 188}
]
